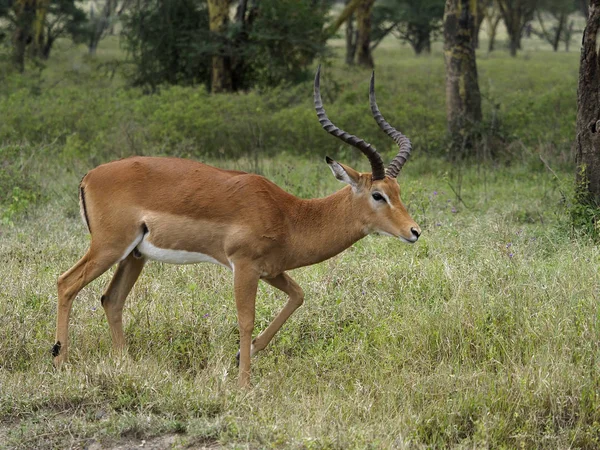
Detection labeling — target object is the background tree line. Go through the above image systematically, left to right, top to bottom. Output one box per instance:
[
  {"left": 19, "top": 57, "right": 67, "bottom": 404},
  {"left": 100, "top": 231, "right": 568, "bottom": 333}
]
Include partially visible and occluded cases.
[
  {"left": 0, "top": 0, "right": 585, "bottom": 86},
  {"left": 1, "top": 0, "right": 599, "bottom": 229}
]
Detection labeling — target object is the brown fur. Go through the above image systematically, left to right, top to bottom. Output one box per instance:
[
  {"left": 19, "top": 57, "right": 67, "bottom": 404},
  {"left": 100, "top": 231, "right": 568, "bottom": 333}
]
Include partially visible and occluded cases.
[{"left": 54, "top": 156, "right": 420, "bottom": 387}]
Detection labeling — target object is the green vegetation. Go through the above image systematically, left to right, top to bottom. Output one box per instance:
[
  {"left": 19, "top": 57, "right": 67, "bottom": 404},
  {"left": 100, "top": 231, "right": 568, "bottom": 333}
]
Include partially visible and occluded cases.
[
  {"left": 120, "top": 0, "right": 330, "bottom": 91},
  {"left": 0, "top": 36, "right": 594, "bottom": 448}
]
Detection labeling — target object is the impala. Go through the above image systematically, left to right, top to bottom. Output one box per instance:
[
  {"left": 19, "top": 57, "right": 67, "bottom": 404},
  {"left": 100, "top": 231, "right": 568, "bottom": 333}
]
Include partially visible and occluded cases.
[{"left": 53, "top": 67, "right": 421, "bottom": 387}]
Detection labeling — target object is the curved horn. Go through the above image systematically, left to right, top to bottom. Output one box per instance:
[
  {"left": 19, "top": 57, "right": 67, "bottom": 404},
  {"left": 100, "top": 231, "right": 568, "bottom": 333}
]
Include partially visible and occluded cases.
[
  {"left": 314, "top": 66, "right": 386, "bottom": 181},
  {"left": 369, "top": 71, "right": 412, "bottom": 178}
]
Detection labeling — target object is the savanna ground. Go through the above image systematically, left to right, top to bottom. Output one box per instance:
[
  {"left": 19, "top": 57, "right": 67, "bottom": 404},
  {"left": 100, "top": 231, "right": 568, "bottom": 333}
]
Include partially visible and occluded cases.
[{"left": 2, "top": 30, "right": 600, "bottom": 449}]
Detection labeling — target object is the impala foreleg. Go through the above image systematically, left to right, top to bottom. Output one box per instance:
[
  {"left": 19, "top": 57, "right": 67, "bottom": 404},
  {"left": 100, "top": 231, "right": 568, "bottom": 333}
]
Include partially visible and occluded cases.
[
  {"left": 54, "top": 245, "right": 122, "bottom": 367},
  {"left": 101, "top": 252, "right": 146, "bottom": 353},
  {"left": 233, "top": 264, "right": 260, "bottom": 387},
  {"left": 251, "top": 272, "right": 304, "bottom": 356}
]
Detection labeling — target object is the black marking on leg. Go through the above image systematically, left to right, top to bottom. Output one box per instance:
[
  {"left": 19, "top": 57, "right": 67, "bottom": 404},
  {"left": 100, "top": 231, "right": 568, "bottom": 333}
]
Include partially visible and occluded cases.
[
  {"left": 80, "top": 185, "right": 91, "bottom": 233},
  {"left": 142, "top": 223, "right": 148, "bottom": 234},
  {"left": 132, "top": 248, "right": 142, "bottom": 259},
  {"left": 100, "top": 295, "right": 106, "bottom": 306},
  {"left": 52, "top": 341, "right": 62, "bottom": 357},
  {"left": 236, "top": 350, "right": 240, "bottom": 368}
]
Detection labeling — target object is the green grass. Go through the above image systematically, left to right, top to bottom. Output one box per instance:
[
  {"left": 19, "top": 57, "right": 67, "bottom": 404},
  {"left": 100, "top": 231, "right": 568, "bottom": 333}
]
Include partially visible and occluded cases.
[{"left": 0, "top": 34, "right": 597, "bottom": 449}]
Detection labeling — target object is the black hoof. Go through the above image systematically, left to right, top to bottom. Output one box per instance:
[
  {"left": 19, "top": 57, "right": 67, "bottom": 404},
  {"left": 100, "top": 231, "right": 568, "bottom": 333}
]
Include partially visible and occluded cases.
[
  {"left": 51, "top": 341, "right": 61, "bottom": 358},
  {"left": 235, "top": 350, "right": 240, "bottom": 367}
]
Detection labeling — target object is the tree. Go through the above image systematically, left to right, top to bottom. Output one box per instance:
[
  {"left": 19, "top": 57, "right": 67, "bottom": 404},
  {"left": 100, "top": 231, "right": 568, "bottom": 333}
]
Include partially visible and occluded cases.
[
  {"left": 1, "top": 0, "right": 87, "bottom": 71},
  {"left": 10, "top": 0, "right": 37, "bottom": 72},
  {"left": 39, "top": 0, "right": 88, "bottom": 59},
  {"left": 88, "top": 0, "right": 133, "bottom": 55},
  {"left": 121, "top": 0, "right": 329, "bottom": 92},
  {"left": 121, "top": 0, "right": 211, "bottom": 91},
  {"left": 207, "top": 0, "right": 232, "bottom": 93},
  {"left": 329, "top": 0, "right": 362, "bottom": 34},
  {"left": 356, "top": 0, "right": 375, "bottom": 67},
  {"left": 372, "top": 0, "right": 445, "bottom": 55},
  {"left": 443, "top": 0, "right": 482, "bottom": 157},
  {"left": 472, "top": 0, "right": 486, "bottom": 48},
  {"left": 483, "top": 0, "right": 503, "bottom": 52},
  {"left": 497, "top": 0, "right": 538, "bottom": 56},
  {"left": 532, "top": 0, "right": 578, "bottom": 51},
  {"left": 574, "top": 1, "right": 600, "bottom": 209},
  {"left": 345, "top": 2, "right": 358, "bottom": 65},
  {"left": 562, "top": 19, "right": 577, "bottom": 51}
]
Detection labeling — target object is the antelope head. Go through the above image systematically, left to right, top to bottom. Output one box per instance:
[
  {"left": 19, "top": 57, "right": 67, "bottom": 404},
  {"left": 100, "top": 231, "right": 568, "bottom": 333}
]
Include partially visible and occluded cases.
[{"left": 314, "top": 66, "right": 421, "bottom": 243}]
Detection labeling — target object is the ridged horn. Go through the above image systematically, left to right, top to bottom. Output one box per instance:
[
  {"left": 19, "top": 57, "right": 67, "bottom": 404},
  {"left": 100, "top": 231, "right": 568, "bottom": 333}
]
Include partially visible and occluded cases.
[
  {"left": 314, "top": 65, "right": 386, "bottom": 181},
  {"left": 369, "top": 71, "right": 412, "bottom": 178}
]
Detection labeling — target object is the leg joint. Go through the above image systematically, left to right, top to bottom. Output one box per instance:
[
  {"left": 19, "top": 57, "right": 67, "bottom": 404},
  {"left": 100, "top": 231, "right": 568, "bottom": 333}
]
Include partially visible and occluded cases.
[{"left": 290, "top": 286, "right": 305, "bottom": 307}]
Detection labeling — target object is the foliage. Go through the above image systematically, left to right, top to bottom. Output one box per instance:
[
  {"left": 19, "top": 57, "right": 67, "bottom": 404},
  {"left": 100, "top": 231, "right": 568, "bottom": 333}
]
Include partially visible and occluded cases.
[
  {"left": 0, "top": 0, "right": 88, "bottom": 66},
  {"left": 41, "top": 0, "right": 89, "bottom": 58},
  {"left": 120, "top": 0, "right": 331, "bottom": 91},
  {"left": 120, "top": 0, "right": 211, "bottom": 91},
  {"left": 239, "top": 0, "right": 331, "bottom": 88},
  {"left": 372, "top": 0, "right": 445, "bottom": 55},
  {"left": 497, "top": 0, "right": 538, "bottom": 56},
  {"left": 532, "top": 0, "right": 579, "bottom": 51},
  {"left": 537, "top": 0, "right": 579, "bottom": 15},
  {"left": 0, "top": 47, "right": 577, "bottom": 169},
  {"left": 0, "top": 145, "right": 42, "bottom": 226},
  {"left": 569, "top": 166, "right": 600, "bottom": 239}
]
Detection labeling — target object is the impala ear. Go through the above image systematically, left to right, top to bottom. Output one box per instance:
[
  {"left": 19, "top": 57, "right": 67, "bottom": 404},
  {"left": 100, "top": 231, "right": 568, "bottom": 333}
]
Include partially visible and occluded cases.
[{"left": 325, "top": 156, "right": 360, "bottom": 188}]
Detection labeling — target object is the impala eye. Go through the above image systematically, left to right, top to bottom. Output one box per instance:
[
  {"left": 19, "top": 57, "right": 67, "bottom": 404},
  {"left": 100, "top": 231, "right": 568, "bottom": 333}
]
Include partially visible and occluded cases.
[{"left": 372, "top": 192, "right": 385, "bottom": 202}]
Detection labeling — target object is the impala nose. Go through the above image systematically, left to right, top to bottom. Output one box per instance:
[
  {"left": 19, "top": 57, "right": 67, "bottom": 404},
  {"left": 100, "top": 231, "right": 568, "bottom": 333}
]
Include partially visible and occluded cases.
[{"left": 411, "top": 227, "right": 421, "bottom": 240}]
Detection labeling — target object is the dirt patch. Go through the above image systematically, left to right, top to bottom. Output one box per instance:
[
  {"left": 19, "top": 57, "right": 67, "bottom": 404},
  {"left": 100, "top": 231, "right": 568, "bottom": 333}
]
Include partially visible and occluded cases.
[{"left": 86, "top": 434, "right": 221, "bottom": 450}]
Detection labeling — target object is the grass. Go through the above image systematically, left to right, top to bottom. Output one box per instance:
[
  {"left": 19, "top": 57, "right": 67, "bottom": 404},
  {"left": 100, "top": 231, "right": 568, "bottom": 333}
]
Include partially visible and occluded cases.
[{"left": 0, "top": 33, "right": 597, "bottom": 449}]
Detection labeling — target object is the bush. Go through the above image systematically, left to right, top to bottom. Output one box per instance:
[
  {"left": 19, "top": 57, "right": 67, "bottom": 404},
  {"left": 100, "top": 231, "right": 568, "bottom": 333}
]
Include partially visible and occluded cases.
[
  {"left": 120, "top": 0, "right": 331, "bottom": 91},
  {"left": 0, "top": 145, "right": 43, "bottom": 225}
]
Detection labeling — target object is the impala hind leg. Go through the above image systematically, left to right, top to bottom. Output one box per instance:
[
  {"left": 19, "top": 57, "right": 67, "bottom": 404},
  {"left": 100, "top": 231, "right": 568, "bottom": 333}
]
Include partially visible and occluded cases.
[
  {"left": 54, "top": 245, "right": 128, "bottom": 368},
  {"left": 101, "top": 252, "right": 146, "bottom": 353}
]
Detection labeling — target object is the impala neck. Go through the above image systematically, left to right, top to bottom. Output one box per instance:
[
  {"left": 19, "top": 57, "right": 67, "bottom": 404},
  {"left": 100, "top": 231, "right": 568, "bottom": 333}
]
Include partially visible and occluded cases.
[{"left": 286, "top": 186, "right": 368, "bottom": 269}]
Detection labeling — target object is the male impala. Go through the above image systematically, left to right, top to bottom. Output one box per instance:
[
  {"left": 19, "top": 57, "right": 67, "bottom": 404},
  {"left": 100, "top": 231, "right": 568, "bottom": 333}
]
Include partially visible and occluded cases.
[{"left": 53, "top": 67, "right": 421, "bottom": 387}]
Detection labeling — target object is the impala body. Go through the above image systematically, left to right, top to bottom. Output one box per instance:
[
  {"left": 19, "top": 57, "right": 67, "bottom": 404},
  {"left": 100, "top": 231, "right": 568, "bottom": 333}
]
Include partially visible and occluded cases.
[{"left": 53, "top": 68, "right": 420, "bottom": 387}]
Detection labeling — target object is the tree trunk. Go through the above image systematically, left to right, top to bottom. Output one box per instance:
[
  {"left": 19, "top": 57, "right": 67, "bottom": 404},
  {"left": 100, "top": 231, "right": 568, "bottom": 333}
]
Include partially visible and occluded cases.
[
  {"left": 12, "top": 0, "right": 36, "bottom": 72},
  {"left": 30, "top": 0, "right": 49, "bottom": 57},
  {"left": 208, "top": 0, "right": 233, "bottom": 93},
  {"left": 329, "top": 0, "right": 362, "bottom": 35},
  {"left": 356, "top": 0, "right": 375, "bottom": 68},
  {"left": 444, "top": 0, "right": 483, "bottom": 158},
  {"left": 472, "top": 0, "right": 485, "bottom": 49},
  {"left": 498, "top": 0, "right": 536, "bottom": 57},
  {"left": 575, "top": 0, "right": 600, "bottom": 206},
  {"left": 580, "top": 0, "right": 589, "bottom": 17},
  {"left": 345, "top": 4, "right": 357, "bottom": 64},
  {"left": 551, "top": 14, "right": 565, "bottom": 52},
  {"left": 487, "top": 15, "right": 501, "bottom": 52},
  {"left": 564, "top": 20, "right": 575, "bottom": 51},
  {"left": 410, "top": 26, "right": 432, "bottom": 55},
  {"left": 13, "top": 29, "right": 28, "bottom": 72},
  {"left": 509, "top": 32, "right": 519, "bottom": 56},
  {"left": 41, "top": 34, "right": 54, "bottom": 59}
]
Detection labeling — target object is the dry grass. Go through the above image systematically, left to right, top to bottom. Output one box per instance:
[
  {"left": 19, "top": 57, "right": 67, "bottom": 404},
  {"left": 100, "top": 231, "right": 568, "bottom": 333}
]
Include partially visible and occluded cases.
[{"left": 2, "top": 153, "right": 600, "bottom": 448}]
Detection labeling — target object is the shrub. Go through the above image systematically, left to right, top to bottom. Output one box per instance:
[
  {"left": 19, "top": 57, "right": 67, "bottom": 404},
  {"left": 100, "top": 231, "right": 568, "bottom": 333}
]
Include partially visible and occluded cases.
[{"left": 0, "top": 145, "right": 43, "bottom": 225}]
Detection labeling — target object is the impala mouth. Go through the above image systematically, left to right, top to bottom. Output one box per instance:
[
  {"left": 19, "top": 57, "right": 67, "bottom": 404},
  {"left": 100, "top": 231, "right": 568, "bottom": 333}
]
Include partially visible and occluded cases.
[
  {"left": 374, "top": 229, "right": 418, "bottom": 243},
  {"left": 398, "top": 235, "right": 418, "bottom": 244}
]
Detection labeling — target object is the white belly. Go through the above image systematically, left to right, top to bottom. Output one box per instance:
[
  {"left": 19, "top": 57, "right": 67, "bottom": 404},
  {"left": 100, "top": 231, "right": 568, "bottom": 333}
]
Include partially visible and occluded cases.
[{"left": 137, "top": 238, "right": 229, "bottom": 268}]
